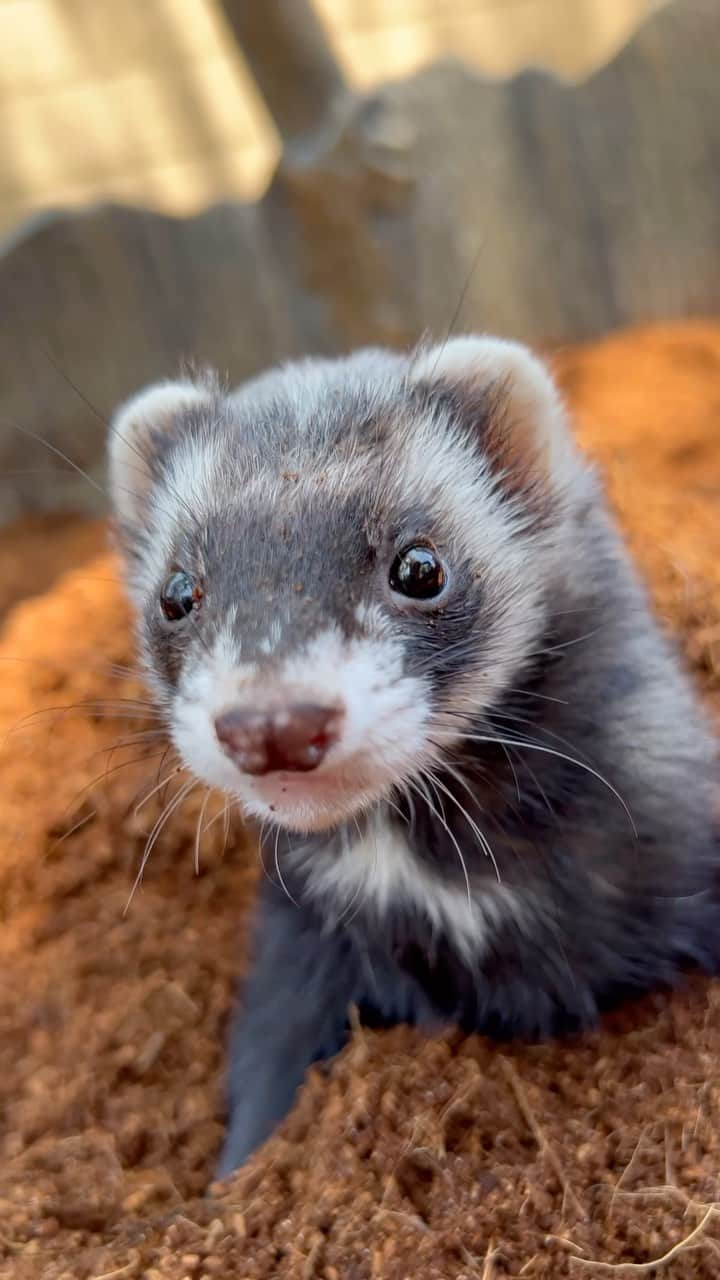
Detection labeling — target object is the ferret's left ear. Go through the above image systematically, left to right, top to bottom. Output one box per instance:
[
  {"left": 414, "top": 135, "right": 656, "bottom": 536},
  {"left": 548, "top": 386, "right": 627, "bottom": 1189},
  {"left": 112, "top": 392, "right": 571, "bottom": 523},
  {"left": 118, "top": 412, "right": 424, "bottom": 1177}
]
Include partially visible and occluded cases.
[
  {"left": 411, "top": 335, "right": 579, "bottom": 498},
  {"left": 108, "top": 379, "right": 213, "bottom": 529}
]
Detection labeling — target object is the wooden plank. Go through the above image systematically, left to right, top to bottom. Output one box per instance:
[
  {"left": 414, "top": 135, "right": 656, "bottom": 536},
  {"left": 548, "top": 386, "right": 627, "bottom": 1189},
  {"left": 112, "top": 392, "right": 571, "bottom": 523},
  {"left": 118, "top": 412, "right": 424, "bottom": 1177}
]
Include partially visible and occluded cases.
[
  {"left": 0, "top": 0, "right": 718, "bottom": 522},
  {"left": 319, "top": 0, "right": 665, "bottom": 82}
]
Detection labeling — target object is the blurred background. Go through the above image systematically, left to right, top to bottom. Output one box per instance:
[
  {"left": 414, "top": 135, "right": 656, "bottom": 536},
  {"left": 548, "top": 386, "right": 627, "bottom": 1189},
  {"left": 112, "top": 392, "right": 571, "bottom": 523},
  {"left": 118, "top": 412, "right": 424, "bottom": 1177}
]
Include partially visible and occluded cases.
[
  {"left": 0, "top": 0, "right": 718, "bottom": 540},
  {"left": 1, "top": 0, "right": 663, "bottom": 233}
]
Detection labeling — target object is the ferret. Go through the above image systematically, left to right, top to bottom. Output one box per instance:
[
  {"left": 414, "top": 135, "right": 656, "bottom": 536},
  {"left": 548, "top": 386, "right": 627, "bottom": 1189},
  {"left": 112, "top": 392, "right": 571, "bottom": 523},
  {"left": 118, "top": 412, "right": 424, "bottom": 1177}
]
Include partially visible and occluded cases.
[{"left": 108, "top": 336, "right": 720, "bottom": 1176}]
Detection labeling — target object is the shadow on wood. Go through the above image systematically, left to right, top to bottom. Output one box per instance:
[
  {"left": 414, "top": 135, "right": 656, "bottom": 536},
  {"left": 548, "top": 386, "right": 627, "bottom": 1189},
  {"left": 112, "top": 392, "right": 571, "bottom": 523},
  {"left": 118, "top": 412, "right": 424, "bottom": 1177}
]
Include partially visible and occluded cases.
[{"left": 0, "top": 0, "right": 718, "bottom": 523}]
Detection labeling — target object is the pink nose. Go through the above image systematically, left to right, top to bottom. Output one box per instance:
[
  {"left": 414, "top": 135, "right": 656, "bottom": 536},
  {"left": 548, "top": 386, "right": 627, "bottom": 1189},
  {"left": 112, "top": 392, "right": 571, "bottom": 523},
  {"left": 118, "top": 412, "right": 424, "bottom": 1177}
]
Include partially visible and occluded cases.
[{"left": 214, "top": 703, "right": 342, "bottom": 776}]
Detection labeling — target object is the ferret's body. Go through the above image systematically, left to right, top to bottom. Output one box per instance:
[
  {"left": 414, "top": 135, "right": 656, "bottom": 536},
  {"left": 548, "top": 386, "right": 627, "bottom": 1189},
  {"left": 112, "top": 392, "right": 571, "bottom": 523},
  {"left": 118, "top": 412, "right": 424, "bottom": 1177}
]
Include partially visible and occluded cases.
[{"left": 109, "top": 337, "right": 720, "bottom": 1175}]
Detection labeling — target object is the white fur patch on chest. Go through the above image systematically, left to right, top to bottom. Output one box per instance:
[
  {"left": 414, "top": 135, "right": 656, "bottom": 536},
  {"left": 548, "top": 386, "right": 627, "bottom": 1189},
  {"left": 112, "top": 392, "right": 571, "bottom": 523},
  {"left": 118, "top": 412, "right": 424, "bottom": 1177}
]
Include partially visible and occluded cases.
[{"left": 296, "top": 812, "right": 527, "bottom": 959}]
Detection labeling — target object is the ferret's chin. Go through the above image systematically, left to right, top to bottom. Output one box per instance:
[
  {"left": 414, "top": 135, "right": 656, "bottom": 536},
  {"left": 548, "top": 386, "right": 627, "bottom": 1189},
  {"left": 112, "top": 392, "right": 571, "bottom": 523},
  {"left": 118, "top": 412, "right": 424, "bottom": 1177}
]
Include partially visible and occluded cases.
[
  {"left": 243, "top": 768, "right": 381, "bottom": 835},
  {"left": 256, "top": 801, "right": 354, "bottom": 835}
]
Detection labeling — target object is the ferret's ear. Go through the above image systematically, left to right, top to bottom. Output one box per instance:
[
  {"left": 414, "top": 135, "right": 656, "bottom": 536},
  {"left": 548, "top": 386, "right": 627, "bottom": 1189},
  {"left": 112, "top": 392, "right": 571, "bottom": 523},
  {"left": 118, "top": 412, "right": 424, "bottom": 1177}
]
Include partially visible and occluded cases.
[
  {"left": 411, "top": 336, "right": 579, "bottom": 499},
  {"left": 108, "top": 380, "right": 212, "bottom": 527}
]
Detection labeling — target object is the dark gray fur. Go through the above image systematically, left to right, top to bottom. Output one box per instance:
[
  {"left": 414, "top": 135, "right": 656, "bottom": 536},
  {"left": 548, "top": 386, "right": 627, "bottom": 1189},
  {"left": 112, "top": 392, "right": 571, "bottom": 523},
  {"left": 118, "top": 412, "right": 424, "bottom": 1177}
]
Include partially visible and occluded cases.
[{"left": 109, "top": 345, "right": 720, "bottom": 1177}]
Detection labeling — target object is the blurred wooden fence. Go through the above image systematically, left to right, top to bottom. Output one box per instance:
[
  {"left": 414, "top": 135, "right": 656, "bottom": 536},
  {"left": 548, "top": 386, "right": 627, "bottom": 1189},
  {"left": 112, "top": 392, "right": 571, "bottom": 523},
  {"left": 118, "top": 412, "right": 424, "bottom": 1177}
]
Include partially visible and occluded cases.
[{"left": 1, "top": 0, "right": 719, "bottom": 524}]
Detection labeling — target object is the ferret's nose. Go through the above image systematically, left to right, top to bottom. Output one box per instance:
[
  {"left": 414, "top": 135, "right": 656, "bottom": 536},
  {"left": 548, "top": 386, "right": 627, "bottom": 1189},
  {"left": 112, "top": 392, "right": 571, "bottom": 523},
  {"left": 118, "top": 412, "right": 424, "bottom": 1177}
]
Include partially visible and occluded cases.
[{"left": 214, "top": 703, "right": 341, "bottom": 775}]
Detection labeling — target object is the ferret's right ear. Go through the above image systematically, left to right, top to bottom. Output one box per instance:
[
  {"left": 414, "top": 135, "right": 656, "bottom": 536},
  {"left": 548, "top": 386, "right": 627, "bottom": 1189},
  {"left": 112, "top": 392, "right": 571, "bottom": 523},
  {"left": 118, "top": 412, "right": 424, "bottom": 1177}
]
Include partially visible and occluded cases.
[
  {"left": 410, "top": 336, "right": 581, "bottom": 501},
  {"left": 108, "top": 380, "right": 211, "bottom": 528}
]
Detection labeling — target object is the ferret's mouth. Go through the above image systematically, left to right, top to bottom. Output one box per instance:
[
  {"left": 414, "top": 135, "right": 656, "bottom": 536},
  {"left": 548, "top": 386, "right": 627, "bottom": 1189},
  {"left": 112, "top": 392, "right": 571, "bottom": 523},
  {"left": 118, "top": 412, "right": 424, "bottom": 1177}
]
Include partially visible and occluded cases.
[{"left": 249, "top": 762, "right": 380, "bottom": 833}]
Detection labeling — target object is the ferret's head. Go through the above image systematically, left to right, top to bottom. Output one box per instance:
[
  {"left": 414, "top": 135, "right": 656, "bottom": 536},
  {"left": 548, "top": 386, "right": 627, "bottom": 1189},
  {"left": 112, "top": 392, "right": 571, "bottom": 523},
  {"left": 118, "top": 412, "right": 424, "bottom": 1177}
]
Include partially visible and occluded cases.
[{"left": 109, "top": 338, "right": 591, "bottom": 833}]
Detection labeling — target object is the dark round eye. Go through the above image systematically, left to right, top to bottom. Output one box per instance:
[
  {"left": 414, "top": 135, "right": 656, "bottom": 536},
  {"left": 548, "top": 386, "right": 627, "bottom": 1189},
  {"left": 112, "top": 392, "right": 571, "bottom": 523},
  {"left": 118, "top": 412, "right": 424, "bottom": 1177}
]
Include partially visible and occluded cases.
[
  {"left": 389, "top": 545, "right": 446, "bottom": 600},
  {"left": 160, "top": 571, "right": 200, "bottom": 621}
]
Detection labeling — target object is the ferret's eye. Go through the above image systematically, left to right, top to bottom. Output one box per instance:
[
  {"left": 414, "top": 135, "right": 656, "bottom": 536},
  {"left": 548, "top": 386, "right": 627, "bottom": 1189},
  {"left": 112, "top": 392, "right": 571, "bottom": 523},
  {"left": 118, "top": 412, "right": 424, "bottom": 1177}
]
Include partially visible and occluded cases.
[
  {"left": 389, "top": 545, "right": 446, "bottom": 600},
  {"left": 160, "top": 571, "right": 200, "bottom": 621}
]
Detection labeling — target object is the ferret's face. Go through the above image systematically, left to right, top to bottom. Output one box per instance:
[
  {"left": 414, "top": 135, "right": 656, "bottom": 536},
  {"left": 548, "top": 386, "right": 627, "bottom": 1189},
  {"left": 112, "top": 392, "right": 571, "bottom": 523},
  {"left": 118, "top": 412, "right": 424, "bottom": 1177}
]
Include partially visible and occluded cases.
[{"left": 110, "top": 339, "right": 586, "bottom": 833}]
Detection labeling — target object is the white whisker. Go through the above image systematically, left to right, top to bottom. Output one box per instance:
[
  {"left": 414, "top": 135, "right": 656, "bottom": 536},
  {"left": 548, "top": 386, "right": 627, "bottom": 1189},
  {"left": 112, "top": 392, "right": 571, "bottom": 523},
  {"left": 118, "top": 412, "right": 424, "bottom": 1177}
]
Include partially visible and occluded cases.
[
  {"left": 431, "top": 729, "right": 637, "bottom": 835},
  {"left": 134, "top": 765, "right": 185, "bottom": 815},
  {"left": 430, "top": 767, "right": 501, "bottom": 883},
  {"left": 412, "top": 772, "right": 474, "bottom": 917},
  {"left": 124, "top": 778, "right": 197, "bottom": 913},
  {"left": 194, "top": 789, "right": 212, "bottom": 875},
  {"left": 222, "top": 802, "right": 232, "bottom": 858},
  {"left": 46, "top": 809, "right": 97, "bottom": 854},
  {"left": 337, "top": 821, "right": 371, "bottom": 926},
  {"left": 273, "top": 825, "right": 298, "bottom": 907}
]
